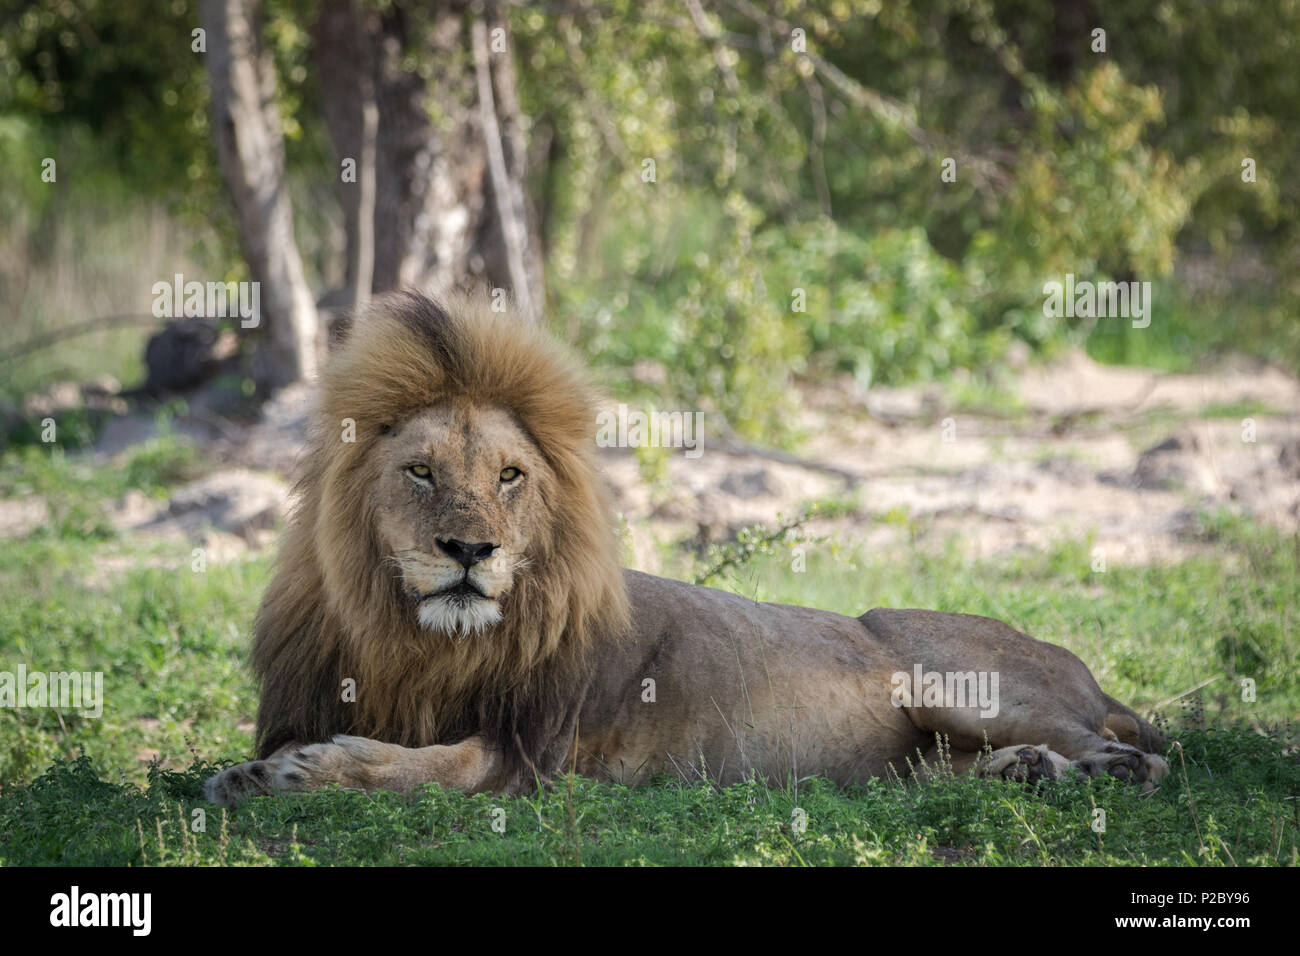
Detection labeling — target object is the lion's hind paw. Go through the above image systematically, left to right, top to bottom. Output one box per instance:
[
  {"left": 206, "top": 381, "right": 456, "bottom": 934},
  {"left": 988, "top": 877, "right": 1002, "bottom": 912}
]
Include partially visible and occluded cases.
[{"left": 1072, "top": 745, "right": 1169, "bottom": 789}]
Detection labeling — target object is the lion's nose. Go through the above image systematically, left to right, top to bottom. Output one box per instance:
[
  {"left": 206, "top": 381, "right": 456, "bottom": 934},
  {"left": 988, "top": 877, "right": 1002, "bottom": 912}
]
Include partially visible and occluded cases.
[{"left": 436, "top": 538, "right": 498, "bottom": 568}]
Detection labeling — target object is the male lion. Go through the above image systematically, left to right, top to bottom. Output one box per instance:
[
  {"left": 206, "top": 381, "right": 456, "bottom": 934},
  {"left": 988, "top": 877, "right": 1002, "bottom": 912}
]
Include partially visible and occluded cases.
[{"left": 204, "top": 291, "right": 1168, "bottom": 806}]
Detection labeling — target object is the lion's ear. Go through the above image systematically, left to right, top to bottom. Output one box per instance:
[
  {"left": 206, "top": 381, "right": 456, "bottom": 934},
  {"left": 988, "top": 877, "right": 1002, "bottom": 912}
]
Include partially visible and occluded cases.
[
  {"left": 314, "top": 285, "right": 365, "bottom": 353},
  {"left": 327, "top": 310, "right": 355, "bottom": 351}
]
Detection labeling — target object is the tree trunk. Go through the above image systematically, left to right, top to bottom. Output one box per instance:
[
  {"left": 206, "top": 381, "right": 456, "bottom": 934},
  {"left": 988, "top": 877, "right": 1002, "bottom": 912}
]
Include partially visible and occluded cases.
[
  {"left": 201, "top": 0, "right": 319, "bottom": 389},
  {"left": 202, "top": 0, "right": 544, "bottom": 386},
  {"left": 311, "top": 0, "right": 377, "bottom": 315},
  {"left": 314, "top": 0, "right": 543, "bottom": 320},
  {"left": 471, "top": 4, "right": 544, "bottom": 321}
]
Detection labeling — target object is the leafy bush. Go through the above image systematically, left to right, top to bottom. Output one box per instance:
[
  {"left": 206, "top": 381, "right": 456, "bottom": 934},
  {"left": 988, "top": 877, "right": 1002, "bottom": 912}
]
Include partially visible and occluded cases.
[{"left": 758, "top": 222, "right": 992, "bottom": 387}]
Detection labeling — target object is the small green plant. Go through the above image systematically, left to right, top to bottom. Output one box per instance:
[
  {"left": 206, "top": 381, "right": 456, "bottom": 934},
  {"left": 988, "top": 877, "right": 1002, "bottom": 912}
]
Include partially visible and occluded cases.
[{"left": 691, "top": 501, "right": 852, "bottom": 586}]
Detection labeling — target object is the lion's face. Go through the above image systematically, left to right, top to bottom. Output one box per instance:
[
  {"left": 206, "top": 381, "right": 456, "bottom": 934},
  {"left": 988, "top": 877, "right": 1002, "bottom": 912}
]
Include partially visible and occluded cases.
[{"left": 371, "top": 400, "right": 554, "bottom": 639}]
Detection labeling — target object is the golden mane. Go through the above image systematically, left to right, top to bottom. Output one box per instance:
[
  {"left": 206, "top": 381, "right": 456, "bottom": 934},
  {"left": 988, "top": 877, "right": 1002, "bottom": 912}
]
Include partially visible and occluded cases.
[{"left": 250, "top": 291, "right": 630, "bottom": 783}]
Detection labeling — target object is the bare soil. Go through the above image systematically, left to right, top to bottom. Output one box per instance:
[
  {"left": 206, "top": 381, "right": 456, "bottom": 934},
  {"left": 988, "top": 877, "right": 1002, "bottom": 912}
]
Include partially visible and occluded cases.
[{"left": 8, "top": 350, "right": 1297, "bottom": 574}]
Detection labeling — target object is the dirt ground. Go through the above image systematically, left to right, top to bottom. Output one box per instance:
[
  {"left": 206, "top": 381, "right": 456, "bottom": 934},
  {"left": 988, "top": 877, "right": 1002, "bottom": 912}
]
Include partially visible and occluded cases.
[
  {"left": 5, "top": 349, "right": 1297, "bottom": 572},
  {"left": 604, "top": 349, "right": 1300, "bottom": 570}
]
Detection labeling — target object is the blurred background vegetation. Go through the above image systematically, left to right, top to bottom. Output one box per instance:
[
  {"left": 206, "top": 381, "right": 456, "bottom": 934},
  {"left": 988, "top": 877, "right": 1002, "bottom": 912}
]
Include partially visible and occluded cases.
[{"left": 1, "top": 0, "right": 1297, "bottom": 442}]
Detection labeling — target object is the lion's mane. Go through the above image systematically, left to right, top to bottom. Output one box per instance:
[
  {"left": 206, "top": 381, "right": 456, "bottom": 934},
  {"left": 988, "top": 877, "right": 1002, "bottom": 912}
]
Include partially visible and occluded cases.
[{"left": 250, "top": 291, "right": 630, "bottom": 785}]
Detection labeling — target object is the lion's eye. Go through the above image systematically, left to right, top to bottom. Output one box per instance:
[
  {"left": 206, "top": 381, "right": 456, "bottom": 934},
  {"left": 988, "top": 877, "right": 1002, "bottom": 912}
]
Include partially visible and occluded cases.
[
  {"left": 406, "top": 464, "right": 433, "bottom": 483},
  {"left": 499, "top": 467, "right": 523, "bottom": 483}
]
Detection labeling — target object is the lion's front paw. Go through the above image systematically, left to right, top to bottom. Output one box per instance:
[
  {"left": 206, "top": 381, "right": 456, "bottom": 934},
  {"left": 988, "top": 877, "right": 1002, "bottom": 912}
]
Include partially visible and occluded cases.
[
  {"left": 273, "top": 735, "right": 405, "bottom": 794},
  {"left": 204, "top": 737, "right": 411, "bottom": 805},
  {"left": 981, "top": 744, "right": 1066, "bottom": 783},
  {"left": 1072, "top": 746, "right": 1169, "bottom": 788},
  {"left": 204, "top": 760, "right": 278, "bottom": 807}
]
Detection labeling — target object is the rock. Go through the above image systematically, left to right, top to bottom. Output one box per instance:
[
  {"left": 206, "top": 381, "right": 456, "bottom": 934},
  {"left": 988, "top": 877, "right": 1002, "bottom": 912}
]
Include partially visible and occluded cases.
[
  {"left": 143, "top": 319, "right": 238, "bottom": 395},
  {"left": 82, "top": 375, "right": 122, "bottom": 399},
  {"left": 7, "top": 377, "right": 129, "bottom": 445},
  {"left": 22, "top": 381, "right": 83, "bottom": 418},
  {"left": 238, "top": 382, "right": 314, "bottom": 474},
  {"left": 865, "top": 385, "right": 943, "bottom": 424},
  {"left": 94, "top": 415, "right": 164, "bottom": 458},
  {"left": 1133, "top": 431, "right": 1221, "bottom": 494},
  {"left": 1142, "top": 433, "right": 1201, "bottom": 457},
  {"left": 1279, "top": 438, "right": 1300, "bottom": 479},
  {"left": 1034, "top": 456, "right": 1091, "bottom": 485},
  {"left": 719, "top": 467, "right": 780, "bottom": 499},
  {"left": 108, "top": 468, "right": 288, "bottom": 545},
  {"left": 164, "top": 469, "right": 287, "bottom": 535},
  {"left": 106, "top": 489, "right": 161, "bottom": 536},
  {"left": 0, "top": 498, "right": 50, "bottom": 537},
  {"left": 1165, "top": 508, "right": 1207, "bottom": 540}
]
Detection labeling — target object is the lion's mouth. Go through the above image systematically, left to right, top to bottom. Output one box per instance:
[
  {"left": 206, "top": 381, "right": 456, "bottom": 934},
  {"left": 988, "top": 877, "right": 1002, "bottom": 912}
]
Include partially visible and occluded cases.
[
  {"left": 412, "top": 573, "right": 503, "bottom": 638},
  {"left": 423, "top": 577, "right": 489, "bottom": 604}
]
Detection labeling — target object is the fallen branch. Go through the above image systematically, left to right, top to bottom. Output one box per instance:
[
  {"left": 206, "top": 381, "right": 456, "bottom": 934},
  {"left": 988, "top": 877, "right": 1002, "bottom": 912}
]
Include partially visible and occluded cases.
[
  {"left": 0, "top": 313, "right": 162, "bottom": 363},
  {"left": 709, "top": 430, "right": 865, "bottom": 487}
]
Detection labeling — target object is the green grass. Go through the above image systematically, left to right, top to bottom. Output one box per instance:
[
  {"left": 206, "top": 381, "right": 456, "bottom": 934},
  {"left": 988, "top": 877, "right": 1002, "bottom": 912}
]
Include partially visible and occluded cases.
[
  {"left": 1083, "top": 282, "right": 1300, "bottom": 375},
  {"left": 0, "top": 445, "right": 1297, "bottom": 866},
  {"left": 3, "top": 729, "right": 1296, "bottom": 866}
]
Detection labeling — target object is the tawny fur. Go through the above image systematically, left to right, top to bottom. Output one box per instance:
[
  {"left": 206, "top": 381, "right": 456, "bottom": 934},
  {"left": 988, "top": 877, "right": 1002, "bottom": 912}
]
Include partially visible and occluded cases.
[{"left": 251, "top": 291, "right": 629, "bottom": 784}]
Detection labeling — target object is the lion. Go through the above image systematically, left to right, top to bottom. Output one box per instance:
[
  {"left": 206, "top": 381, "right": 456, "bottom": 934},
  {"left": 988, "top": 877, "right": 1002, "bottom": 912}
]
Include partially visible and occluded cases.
[{"left": 204, "top": 290, "right": 1169, "bottom": 806}]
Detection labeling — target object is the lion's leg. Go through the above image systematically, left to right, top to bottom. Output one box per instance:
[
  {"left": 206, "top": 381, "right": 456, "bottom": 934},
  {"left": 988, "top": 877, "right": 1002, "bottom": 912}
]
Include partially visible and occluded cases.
[
  {"left": 864, "top": 610, "right": 1170, "bottom": 788},
  {"left": 975, "top": 716, "right": 1171, "bottom": 786},
  {"left": 909, "top": 720, "right": 1169, "bottom": 788},
  {"left": 203, "top": 735, "right": 505, "bottom": 807},
  {"left": 913, "top": 736, "right": 1168, "bottom": 788}
]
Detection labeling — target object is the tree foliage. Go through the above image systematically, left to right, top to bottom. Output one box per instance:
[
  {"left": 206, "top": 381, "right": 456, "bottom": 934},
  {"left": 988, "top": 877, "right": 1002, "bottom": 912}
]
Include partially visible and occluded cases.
[{"left": 2, "top": 0, "right": 1296, "bottom": 436}]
